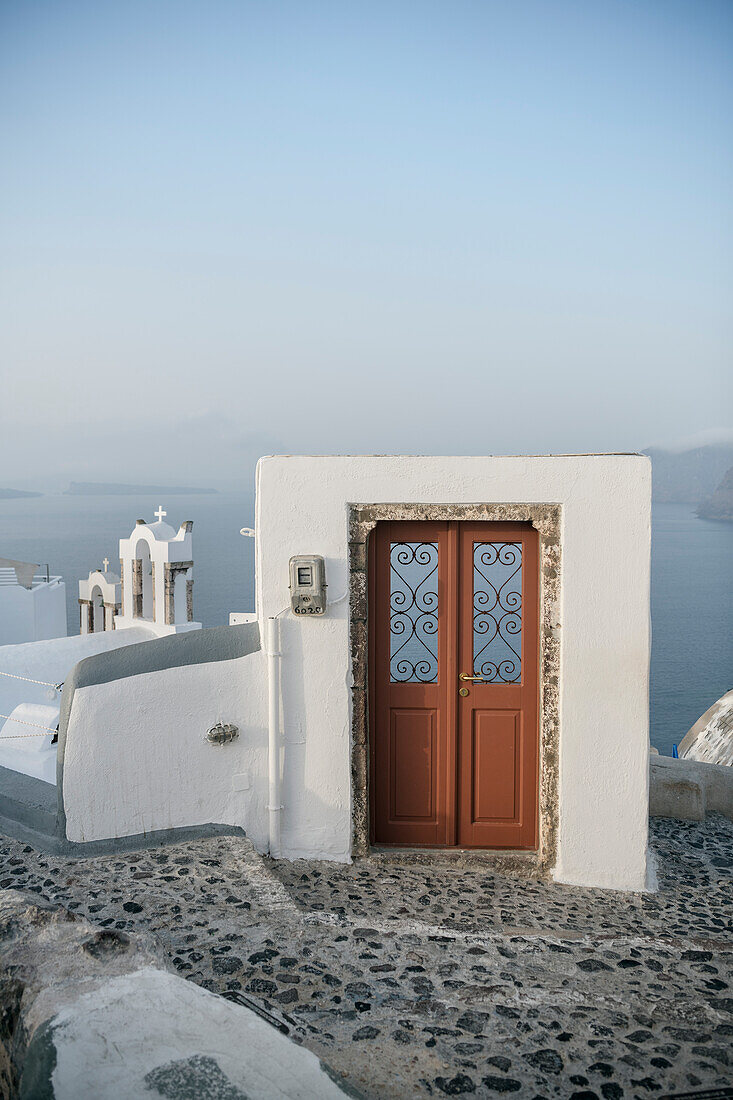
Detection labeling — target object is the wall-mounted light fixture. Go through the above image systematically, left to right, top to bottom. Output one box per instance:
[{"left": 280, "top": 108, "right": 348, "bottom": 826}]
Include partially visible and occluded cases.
[{"left": 206, "top": 722, "right": 239, "bottom": 745}]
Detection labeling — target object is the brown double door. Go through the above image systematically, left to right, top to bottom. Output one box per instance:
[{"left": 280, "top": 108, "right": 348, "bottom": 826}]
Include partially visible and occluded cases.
[{"left": 369, "top": 521, "right": 539, "bottom": 849}]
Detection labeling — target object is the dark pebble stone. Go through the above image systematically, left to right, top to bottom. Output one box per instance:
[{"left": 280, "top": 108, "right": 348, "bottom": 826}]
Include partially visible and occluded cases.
[
  {"left": 122, "top": 902, "right": 143, "bottom": 913},
  {"left": 247, "top": 949, "right": 278, "bottom": 964},
  {"left": 617, "top": 959, "right": 641, "bottom": 968},
  {"left": 577, "top": 960, "right": 612, "bottom": 973},
  {"left": 244, "top": 977, "right": 276, "bottom": 993},
  {"left": 345, "top": 982, "right": 372, "bottom": 998},
  {"left": 275, "top": 988, "right": 298, "bottom": 1004},
  {"left": 355, "top": 1002, "right": 371, "bottom": 1013},
  {"left": 457, "top": 1011, "right": 487, "bottom": 1034},
  {"left": 352, "top": 1025, "right": 380, "bottom": 1040},
  {"left": 664, "top": 1027, "right": 711, "bottom": 1042},
  {"left": 393, "top": 1029, "right": 413, "bottom": 1044},
  {"left": 557, "top": 1032, "right": 573, "bottom": 1042},
  {"left": 692, "top": 1044, "right": 730, "bottom": 1066},
  {"left": 524, "top": 1050, "right": 563, "bottom": 1075},
  {"left": 487, "top": 1057, "right": 511, "bottom": 1072},
  {"left": 589, "top": 1063, "right": 614, "bottom": 1078},
  {"left": 435, "top": 1074, "right": 476, "bottom": 1094},
  {"left": 482, "top": 1077, "right": 521, "bottom": 1094},
  {"left": 630, "top": 1078, "right": 659, "bottom": 1092},
  {"left": 600, "top": 1085, "right": 623, "bottom": 1100},
  {"left": 570, "top": 1093, "right": 600, "bottom": 1100}
]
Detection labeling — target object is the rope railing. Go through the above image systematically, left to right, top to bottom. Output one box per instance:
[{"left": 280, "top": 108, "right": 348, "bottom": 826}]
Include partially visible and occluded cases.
[
  {"left": 0, "top": 668, "right": 62, "bottom": 737},
  {"left": 0, "top": 670, "right": 63, "bottom": 690},
  {"left": 0, "top": 713, "right": 59, "bottom": 737}
]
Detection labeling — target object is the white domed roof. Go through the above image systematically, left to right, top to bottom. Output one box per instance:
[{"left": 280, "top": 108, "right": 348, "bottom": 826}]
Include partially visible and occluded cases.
[{"left": 147, "top": 520, "right": 177, "bottom": 541}]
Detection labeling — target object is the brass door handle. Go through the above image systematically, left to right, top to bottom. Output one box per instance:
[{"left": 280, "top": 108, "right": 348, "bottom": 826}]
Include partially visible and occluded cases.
[{"left": 459, "top": 672, "right": 485, "bottom": 682}]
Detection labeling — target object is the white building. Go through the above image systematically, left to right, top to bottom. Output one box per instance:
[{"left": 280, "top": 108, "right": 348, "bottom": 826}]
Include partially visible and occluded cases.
[
  {"left": 52, "top": 455, "right": 653, "bottom": 893},
  {"left": 0, "top": 558, "right": 67, "bottom": 646}
]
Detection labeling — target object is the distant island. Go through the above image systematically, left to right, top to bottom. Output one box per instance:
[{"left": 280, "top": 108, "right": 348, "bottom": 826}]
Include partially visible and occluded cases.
[
  {"left": 644, "top": 441, "right": 733, "bottom": 504},
  {"left": 697, "top": 467, "right": 733, "bottom": 523},
  {"left": 65, "top": 482, "right": 218, "bottom": 496},
  {"left": 0, "top": 488, "right": 42, "bottom": 500}
]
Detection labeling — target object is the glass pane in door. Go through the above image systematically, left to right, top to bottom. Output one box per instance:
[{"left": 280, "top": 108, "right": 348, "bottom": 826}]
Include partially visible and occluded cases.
[
  {"left": 389, "top": 542, "right": 439, "bottom": 682},
  {"left": 473, "top": 542, "right": 522, "bottom": 683}
]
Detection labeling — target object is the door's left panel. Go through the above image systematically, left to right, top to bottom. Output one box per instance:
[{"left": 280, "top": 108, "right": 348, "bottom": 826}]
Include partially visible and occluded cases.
[{"left": 369, "top": 522, "right": 453, "bottom": 846}]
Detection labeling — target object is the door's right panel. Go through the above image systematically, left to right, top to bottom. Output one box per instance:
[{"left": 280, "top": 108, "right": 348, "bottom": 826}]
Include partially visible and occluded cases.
[{"left": 457, "top": 523, "right": 539, "bottom": 848}]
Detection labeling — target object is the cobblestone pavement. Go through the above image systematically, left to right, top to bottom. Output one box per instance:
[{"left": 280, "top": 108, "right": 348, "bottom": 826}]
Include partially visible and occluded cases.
[{"left": 0, "top": 815, "right": 731, "bottom": 1099}]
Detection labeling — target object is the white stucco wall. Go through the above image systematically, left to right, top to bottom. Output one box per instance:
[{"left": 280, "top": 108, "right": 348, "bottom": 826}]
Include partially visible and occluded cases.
[
  {"left": 255, "top": 454, "right": 652, "bottom": 890},
  {"left": 0, "top": 579, "right": 67, "bottom": 646},
  {"left": 62, "top": 650, "right": 268, "bottom": 846}
]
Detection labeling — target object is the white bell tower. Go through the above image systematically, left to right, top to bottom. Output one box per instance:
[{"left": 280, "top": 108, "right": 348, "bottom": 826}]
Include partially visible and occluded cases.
[{"left": 115, "top": 507, "right": 201, "bottom": 636}]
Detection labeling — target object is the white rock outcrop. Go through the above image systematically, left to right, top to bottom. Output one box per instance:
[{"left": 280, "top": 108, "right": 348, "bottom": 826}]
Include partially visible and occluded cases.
[{"left": 679, "top": 689, "right": 733, "bottom": 767}]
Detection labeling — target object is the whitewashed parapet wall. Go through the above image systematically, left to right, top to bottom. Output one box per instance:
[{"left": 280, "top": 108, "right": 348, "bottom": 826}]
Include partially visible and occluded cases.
[
  {"left": 255, "top": 454, "right": 652, "bottom": 891},
  {"left": 60, "top": 625, "right": 269, "bottom": 849}
]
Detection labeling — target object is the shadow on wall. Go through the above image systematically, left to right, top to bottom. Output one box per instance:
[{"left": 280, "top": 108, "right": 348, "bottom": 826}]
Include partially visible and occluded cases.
[{"left": 276, "top": 610, "right": 352, "bottom": 863}]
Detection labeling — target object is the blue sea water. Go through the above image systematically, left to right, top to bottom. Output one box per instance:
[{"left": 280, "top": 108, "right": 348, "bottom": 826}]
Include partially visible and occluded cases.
[
  {"left": 1, "top": 494, "right": 730, "bottom": 756},
  {"left": 650, "top": 503, "right": 732, "bottom": 755}
]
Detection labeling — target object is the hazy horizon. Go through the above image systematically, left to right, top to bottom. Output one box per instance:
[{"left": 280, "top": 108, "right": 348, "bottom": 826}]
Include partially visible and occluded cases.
[{"left": 2, "top": 1, "right": 731, "bottom": 488}]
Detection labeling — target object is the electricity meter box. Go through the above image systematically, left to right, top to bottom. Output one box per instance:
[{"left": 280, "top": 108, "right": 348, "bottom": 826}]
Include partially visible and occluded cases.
[{"left": 289, "top": 555, "right": 327, "bottom": 615}]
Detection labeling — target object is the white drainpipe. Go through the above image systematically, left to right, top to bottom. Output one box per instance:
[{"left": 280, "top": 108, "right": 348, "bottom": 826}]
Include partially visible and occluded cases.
[{"left": 266, "top": 615, "right": 282, "bottom": 859}]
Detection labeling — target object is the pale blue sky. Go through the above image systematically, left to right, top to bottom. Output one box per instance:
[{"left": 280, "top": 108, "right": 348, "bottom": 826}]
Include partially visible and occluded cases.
[{"left": 1, "top": 1, "right": 731, "bottom": 485}]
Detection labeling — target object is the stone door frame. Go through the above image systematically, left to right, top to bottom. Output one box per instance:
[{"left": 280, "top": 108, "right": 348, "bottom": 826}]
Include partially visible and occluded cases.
[{"left": 348, "top": 502, "right": 562, "bottom": 876}]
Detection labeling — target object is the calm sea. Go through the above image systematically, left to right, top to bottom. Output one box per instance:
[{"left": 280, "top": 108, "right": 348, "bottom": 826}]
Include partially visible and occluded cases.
[{"left": 1, "top": 494, "right": 730, "bottom": 756}]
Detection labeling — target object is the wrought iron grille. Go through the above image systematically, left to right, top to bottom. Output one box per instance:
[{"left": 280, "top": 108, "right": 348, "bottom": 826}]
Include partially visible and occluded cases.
[
  {"left": 389, "top": 542, "right": 439, "bottom": 682},
  {"left": 473, "top": 542, "right": 522, "bottom": 683}
]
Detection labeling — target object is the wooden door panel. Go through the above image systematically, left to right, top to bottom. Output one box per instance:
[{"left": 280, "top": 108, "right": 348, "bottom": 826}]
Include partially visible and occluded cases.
[
  {"left": 390, "top": 709, "right": 437, "bottom": 821},
  {"left": 471, "top": 710, "right": 520, "bottom": 823}
]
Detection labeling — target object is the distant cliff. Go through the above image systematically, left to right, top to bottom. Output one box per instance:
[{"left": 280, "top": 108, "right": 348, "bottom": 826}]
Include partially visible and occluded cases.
[
  {"left": 644, "top": 443, "right": 733, "bottom": 503},
  {"left": 697, "top": 467, "right": 733, "bottom": 522},
  {"left": 66, "top": 482, "right": 218, "bottom": 496},
  {"left": 0, "top": 488, "right": 42, "bottom": 499}
]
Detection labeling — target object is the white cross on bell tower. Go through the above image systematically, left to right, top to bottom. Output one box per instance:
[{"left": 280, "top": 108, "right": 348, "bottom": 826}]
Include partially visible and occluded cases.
[
  {"left": 154, "top": 505, "right": 167, "bottom": 523},
  {"left": 102, "top": 558, "right": 109, "bottom": 572}
]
